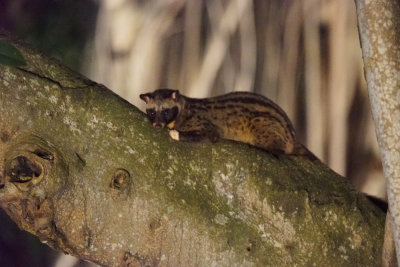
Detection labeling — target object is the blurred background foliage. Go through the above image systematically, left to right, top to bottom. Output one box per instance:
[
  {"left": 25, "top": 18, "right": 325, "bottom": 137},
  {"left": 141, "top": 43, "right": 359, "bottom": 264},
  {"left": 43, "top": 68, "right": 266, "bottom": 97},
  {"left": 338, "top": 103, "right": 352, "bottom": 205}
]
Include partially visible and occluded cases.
[{"left": 0, "top": 0, "right": 384, "bottom": 266}]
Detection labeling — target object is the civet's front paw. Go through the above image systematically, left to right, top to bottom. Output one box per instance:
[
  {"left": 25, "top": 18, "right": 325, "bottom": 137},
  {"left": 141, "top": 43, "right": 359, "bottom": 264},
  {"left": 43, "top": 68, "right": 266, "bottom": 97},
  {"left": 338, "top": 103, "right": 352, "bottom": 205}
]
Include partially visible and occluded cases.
[{"left": 169, "top": 130, "right": 180, "bottom": 141}]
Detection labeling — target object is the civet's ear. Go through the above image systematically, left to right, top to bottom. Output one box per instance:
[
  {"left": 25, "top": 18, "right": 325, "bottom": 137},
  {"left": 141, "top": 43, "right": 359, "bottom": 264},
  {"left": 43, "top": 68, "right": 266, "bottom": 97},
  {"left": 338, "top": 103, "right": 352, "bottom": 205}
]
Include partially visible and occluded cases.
[
  {"left": 171, "top": 90, "right": 180, "bottom": 101},
  {"left": 140, "top": 93, "right": 152, "bottom": 104}
]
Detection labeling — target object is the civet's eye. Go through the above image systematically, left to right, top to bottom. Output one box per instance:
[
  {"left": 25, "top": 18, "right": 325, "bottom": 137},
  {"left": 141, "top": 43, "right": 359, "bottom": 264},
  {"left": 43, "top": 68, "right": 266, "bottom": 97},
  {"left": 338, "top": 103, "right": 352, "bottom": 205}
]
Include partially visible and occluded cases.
[
  {"left": 147, "top": 109, "right": 156, "bottom": 119},
  {"left": 163, "top": 109, "right": 170, "bottom": 117}
]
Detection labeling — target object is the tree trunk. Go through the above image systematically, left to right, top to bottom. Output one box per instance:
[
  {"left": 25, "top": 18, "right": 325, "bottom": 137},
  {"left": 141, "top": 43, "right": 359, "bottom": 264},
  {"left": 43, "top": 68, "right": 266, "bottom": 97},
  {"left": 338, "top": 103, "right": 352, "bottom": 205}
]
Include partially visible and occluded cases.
[
  {"left": 354, "top": 1, "right": 400, "bottom": 265},
  {"left": 0, "top": 32, "right": 385, "bottom": 266}
]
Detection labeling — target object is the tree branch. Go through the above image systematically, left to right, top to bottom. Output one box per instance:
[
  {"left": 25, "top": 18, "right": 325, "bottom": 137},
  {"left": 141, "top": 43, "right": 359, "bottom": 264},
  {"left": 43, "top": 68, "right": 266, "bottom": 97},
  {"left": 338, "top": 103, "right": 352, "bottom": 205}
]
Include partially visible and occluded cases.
[
  {"left": 355, "top": 0, "right": 400, "bottom": 265},
  {"left": 0, "top": 32, "right": 385, "bottom": 266}
]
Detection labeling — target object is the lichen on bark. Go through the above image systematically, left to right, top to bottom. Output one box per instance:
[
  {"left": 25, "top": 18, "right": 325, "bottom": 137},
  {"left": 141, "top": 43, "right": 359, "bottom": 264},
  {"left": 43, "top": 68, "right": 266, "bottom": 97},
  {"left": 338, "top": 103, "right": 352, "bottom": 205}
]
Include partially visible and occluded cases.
[
  {"left": 355, "top": 0, "right": 400, "bottom": 264},
  {"left": 0, "top": 33, "right": 385, "bottom": 266}
]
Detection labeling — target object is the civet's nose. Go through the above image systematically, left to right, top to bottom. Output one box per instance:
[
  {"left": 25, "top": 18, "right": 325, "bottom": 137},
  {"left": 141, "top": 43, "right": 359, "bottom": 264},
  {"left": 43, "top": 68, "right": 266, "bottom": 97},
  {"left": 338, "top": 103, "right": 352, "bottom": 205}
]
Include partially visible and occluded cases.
[{"left": 153, "top": 123, "right": 162, "bottom": 130}]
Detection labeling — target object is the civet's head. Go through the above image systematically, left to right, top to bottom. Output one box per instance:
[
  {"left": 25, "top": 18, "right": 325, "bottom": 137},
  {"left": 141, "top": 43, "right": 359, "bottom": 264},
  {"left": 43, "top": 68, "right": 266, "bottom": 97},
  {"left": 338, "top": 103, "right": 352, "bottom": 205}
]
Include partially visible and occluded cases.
[{"left": 140, "top": 89, "right": 181, "bottom": 129}]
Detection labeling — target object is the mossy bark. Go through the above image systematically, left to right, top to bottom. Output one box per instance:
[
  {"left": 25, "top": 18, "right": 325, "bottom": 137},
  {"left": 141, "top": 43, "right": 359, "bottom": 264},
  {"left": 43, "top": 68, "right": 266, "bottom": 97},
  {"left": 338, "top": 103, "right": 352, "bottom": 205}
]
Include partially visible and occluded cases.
[{"left": 0, "top": 33, "right": 385, "bottom": 266}]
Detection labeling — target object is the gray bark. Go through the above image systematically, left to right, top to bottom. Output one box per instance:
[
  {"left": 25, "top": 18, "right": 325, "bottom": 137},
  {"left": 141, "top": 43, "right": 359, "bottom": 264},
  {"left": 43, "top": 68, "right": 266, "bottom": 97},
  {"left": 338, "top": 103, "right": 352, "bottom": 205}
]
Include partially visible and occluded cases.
[
  {"left": 355, "top": 1, "right": 400, "bottom": 265},
  {"left": 0, "top": 33, "right": 385, "bottom": 266}
]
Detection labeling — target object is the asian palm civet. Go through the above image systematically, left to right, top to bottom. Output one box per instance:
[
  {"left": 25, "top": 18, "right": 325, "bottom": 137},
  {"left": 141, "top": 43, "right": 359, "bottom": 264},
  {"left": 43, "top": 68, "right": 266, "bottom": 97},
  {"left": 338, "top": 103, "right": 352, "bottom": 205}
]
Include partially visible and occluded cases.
[{"left": 140, "top": 89, "right": 316, "bottom": 159}]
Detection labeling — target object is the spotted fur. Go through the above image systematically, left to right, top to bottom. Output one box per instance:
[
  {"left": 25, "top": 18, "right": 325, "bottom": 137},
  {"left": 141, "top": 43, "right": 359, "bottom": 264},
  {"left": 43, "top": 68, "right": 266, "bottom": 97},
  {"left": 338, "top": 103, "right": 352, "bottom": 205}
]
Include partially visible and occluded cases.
[{"left": 140, "top": 89, "right": 316, "bottom": 159}]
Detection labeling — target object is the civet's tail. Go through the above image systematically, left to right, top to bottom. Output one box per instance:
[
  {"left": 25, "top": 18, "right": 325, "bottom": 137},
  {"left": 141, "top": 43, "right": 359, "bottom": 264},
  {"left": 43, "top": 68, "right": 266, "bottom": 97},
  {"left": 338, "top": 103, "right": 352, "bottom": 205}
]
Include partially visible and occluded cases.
[{"left": 294, "top": 143, "right": 319, "bottom": 161}]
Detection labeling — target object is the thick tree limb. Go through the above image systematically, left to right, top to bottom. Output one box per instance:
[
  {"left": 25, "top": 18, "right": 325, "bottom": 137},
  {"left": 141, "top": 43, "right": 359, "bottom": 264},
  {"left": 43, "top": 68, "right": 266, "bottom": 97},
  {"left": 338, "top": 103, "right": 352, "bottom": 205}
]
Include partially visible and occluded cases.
[
  {"left": 354, "top": 0, "right": 400, "bottom": 265},
  {"left": 0, "top": 33, "right": 385, "bottom": 266}
]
